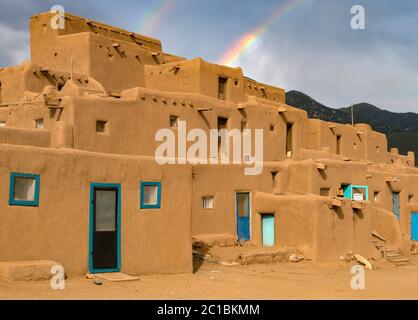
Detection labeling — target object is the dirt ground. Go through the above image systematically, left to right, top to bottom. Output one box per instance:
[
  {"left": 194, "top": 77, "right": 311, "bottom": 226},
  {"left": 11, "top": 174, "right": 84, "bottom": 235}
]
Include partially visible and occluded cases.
[{"left": 1, "top": 254, "right": 418, "bottom": 300}]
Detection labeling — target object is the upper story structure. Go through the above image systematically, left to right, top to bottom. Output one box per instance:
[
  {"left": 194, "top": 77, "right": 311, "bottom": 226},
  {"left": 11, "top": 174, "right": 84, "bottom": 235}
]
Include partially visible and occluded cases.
[{"left": 0, "top": 12, "right": 414, "bottom": 169}]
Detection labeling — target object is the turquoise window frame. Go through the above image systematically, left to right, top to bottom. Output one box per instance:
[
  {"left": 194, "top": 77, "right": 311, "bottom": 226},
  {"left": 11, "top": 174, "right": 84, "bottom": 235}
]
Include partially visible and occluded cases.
[
  {"left": 9, "top": 172, "right": 40, "bottom": 207},
  {"left": 140, "top": 181, "right": 161, "bottom": 209},
  {"left": 343, "top": 184, "right": 369, "bottom": 201}
]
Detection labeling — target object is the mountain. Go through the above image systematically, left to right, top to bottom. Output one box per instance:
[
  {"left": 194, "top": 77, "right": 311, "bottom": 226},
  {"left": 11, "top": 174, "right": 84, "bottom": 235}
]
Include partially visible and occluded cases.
[{"left": 285, "top": 90, "right": 418, "bottom": 166}]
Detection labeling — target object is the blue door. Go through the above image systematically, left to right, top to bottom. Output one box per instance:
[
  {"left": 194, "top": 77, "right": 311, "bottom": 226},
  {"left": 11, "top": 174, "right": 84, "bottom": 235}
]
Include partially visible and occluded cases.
[
  {"left": 236, "top": 192, "right": 250, "bottom": 241},
  {"left": 392, "top": 192, "right": 400, "bottom": 221},
  {"left": 411, "top": 212, "right": 418, "bottom": 241},
  {"left": 262, "top": 214, "right": 275, "bottom": 246}
]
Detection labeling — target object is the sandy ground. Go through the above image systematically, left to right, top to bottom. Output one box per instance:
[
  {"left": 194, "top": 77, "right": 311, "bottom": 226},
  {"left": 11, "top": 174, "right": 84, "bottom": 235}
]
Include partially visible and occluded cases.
[{"left": 1, "top": 254, "right": 418, "bottom": 300}]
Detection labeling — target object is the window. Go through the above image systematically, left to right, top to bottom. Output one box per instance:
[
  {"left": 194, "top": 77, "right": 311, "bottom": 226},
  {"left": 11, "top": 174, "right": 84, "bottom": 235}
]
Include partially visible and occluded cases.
[
  {"left": 218, "top": 77, "right": 227, "bottom": 100},
  {"left": 169, "top": 115, "right": 178, "bottom": 128},
  {"left": 218, "top": 117, "right": 228, "bottom": 158},
  {"left": 35, "top": 118, "right": 44, "bottom": 129},
  {"left": 0, "top": 120, "right": 5, "bottom": 127},
  {"left": 96, "top": 120, "right": 108, "bottom": 133},
  {"left": 286, "top": 123, "right": 293, "bottom": 157},
  {"left": 269, "top": 124, "right": 275, "bottom": 132},
  {"left": 336, "top": 134, "right": 342, "bottom": 154},
  {"left": 271, "top": 171, "right": 278, "bottom": 189},
  {"left": 9, "top": 173, "right": 40, "bottom": 207},
  {"left": 140, "top": 181, "right": 161, "bottom": 209},
  {"left": 342, "top": 184, "right": 368, "bottom": 201},
  {"left": 374, "top": 191, "right": 380, "bottom": 202},
  {"left": 409, "top": 194, "right": 414, "bottom": 204},
  {"left": 202, "top": 196, "right": 214, "bottom": 209}
]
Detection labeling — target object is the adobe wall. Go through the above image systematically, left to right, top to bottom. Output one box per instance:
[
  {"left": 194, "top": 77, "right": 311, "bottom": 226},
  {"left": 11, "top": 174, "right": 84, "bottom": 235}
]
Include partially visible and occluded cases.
[
  {"left": 28, "top": 12, "right": 183, "bottom": 94},
  {"left": 145, "top": 58, "right": 286, "bottom": 104},
  {"left": 244, "top": 78, "right": 286, "bottom": 104},
  {"left": 54, "top": 88, "right": 294, "bottom": 162},
  {"left": 307, "top": 119, "right": 388, "bottom": 163},
  {"left": 0, "top": 127, "right": 50, "bottom": 147},
  {"left": 0, "top": 144, "right": 193, "bottom": 275},
  {"left": 191, "top": 164, "right": 275, "bottom": 237},
  {"left": 252, "top": 193, "right": 379, "bottom": 261}
]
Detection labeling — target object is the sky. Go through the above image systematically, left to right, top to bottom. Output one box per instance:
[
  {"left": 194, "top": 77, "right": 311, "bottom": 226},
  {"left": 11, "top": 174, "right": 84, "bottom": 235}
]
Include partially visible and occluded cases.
[{"left": 0, "top": 0, "right": 417, "bottom": 113}]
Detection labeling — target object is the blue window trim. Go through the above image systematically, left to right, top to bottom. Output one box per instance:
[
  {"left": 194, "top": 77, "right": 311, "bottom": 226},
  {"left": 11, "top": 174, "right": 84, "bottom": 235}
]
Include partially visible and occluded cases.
[
  {"left": 9, "top": 172, "right": 40, "bottom": 207},
  {"left": 140, "top": 181, "right": 161, "bottom": 209},
  {"left": 89, "top": 182, "right": 121, "bottom": 274},
  {"left": 343, "top": 184, "right": 369, "bottom": 201}
]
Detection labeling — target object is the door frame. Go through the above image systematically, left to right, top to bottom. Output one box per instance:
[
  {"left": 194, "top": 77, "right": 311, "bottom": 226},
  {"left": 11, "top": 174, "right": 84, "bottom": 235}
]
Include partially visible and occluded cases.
[
  {"left": 89, "top": 182, "right": 121, "bottom": 273},
  {"left": 235, "top": 191, "right": 251, "bottom": 241},
  {"left": 392, "top": 192, "right": 400, "bottom": 221},
  {"left": 411, "top": 211, "right": 418, "bottom": 241},
  {"left": 261, "top": 213, "right": 275, "bottom": 247}
]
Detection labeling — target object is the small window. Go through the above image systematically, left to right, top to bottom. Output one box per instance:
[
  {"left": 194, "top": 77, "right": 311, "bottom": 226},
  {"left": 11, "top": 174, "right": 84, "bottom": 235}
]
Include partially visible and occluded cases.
[
  {"left": 218, "top": 77, "right": 227, "bottom": 100},
  {"left": 234, "top": 79, "right": 239, "bottom": 86},
  {"left": 261, "top": 88, "right": 267, "bottom": 98},
  {"left": 169, "top": 115, "right": 178, "bottom": 128},
  {"left": 35, "top": 118, "right": 44, "bottom": 129},
  {"left": 0, "top": 120, "right": 5, "bottom": 127},
  {"left": 96, "top": 120, "right": 108, "bottom": 133},
  {"left": 286, "top": 123, "right": 293, "bottom": 157},
  {"left": 269, "top": 124, "right": 275, "bottom": 132},
  {"left": 336, "top": 134, "right": 342, "bottom": 155},
  {"left": 271, "top": 171, "right": 278, "bottom": 189},
  {"left": 9, "top": 172, "right": 40, "bottom": 207},
  {"left": 140, "top": 182, "right": 161, "bottom": 209},
  {"left": 374, "top": 191, "right": 380, "bottom": 202},
  {"left": 409, "top": 194, "right": 414, "bottom": 203},
  {"left": 202, "top": 196, "right": 214, "bottom": 209}
]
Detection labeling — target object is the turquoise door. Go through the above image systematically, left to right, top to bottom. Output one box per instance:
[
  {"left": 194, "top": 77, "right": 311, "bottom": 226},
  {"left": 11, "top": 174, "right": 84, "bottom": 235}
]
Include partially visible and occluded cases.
[
  {"left": 236, "top": 192, "right": 250, "bottom": 241},
  {"left": 392, "top": 192, "right": 400, "bottom": 221},
  {"left": 411, "top": 212, "right": 418, "bottom": 241},
  {"left": 262, "top": 214, "right": 275, "bottom": 246}
]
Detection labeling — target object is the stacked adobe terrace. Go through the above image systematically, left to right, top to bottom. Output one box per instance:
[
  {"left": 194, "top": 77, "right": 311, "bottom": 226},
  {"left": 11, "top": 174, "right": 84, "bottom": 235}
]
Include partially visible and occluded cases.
[{"left": 0, "top": 12, "right": 417, "bottom": 275}]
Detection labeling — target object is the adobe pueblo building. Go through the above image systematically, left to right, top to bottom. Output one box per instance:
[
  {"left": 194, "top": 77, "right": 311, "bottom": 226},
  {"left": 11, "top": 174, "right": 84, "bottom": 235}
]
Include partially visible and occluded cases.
[{"left": 0, "top": 12, "right": 417, "bottom": 276}]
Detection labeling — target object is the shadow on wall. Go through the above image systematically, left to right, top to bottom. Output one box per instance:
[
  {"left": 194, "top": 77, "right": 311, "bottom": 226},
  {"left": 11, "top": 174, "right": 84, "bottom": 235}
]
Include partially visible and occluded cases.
[{"left": 192, "top": 241, "right": 210, "bottom": 273}]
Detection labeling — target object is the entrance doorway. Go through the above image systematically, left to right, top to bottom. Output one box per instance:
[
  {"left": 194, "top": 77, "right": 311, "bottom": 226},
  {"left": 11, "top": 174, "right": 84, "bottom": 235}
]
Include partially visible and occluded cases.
[
  {"left": 89, "top": 183, "right": 121, "bottom": 273},
  {"left": 236, "top": 192, "right": 250, "bottom": 241},
  {"left": 261, "top": 214, "right": 275, "bottom": 247}
]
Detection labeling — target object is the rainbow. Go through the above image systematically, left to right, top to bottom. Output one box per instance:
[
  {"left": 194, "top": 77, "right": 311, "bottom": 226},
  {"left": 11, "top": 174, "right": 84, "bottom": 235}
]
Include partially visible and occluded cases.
[
  {"left": 138, "top": 0, "right": 174, "bottom": 35},
  {"left": 218, "top": 0, "right": 304, "bottom": 67}
]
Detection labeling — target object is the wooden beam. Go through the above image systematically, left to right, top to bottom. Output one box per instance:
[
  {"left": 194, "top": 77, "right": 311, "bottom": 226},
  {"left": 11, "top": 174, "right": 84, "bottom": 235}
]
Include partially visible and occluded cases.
[{"left": 197, "top": 107, "right": 213, "bottom": 112}]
